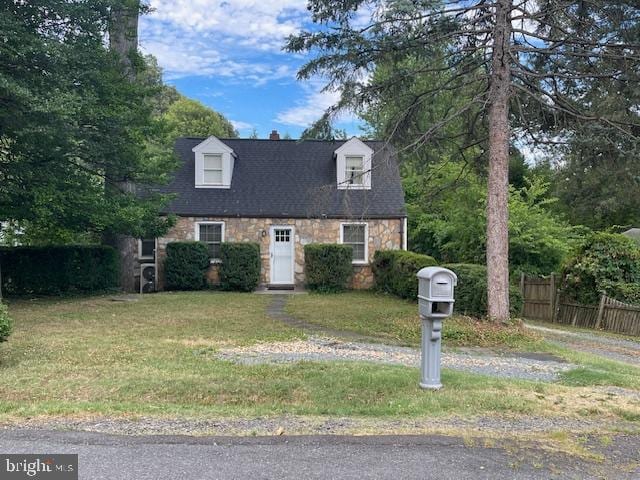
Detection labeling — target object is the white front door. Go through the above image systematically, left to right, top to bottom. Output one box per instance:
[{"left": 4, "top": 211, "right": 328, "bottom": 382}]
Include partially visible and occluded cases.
[{"left": 270, "top": 226, "right": 294, "bottom": 284}]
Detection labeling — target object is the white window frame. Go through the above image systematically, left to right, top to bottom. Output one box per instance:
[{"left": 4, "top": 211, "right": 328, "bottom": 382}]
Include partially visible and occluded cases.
[
  {"left": 192, "top": 136, "right": 235, "bottom": 189},
  {"left": 335, "top": 138, "right": 373, "bottom": 190},
  {"left": 202, "top": 153, "right": 224, "bottom": 186},
  {"left": 344, "top": 155, "right": 365, "bottom": 186},
  {"left": 195, "top": 221, "right": 225, "bottom": 263},
  {"left": 340, "top": 222, "right": 369, "bottom": 265},
  {"left": 138, "top": 238, "right": 156, "bottom": 260}
]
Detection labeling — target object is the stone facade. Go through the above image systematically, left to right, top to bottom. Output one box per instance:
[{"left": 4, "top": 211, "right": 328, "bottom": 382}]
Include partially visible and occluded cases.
[{"left": 155, "top": 216, "right": 404, "bottom": 290}]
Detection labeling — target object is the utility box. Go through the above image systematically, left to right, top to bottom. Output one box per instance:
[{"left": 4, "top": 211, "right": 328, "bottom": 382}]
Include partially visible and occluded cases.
[
  {"left": 416, "top": 266, "right": 457, "bottom": 390},
  {"left": 417, "top": 267, "right": 457, "bottom": 318}
]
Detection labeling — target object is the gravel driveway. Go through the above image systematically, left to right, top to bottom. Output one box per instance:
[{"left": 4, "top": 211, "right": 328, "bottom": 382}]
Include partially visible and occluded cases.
[
  {"left": 526, "top": 323, "right": 640, "bottom": 365},
  {"left": 216, "top": 336, "right": 574, "bottom": 382}
]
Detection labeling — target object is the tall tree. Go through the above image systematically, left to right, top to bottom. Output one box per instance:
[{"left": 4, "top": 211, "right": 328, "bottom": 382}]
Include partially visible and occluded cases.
[
  {"left": 287, "top": 0, "right": 640, "bottom": 321},
  {"left": 1, "top": 1, "right": 175, "bottom": 286},
  {"left": 163, "top": 97, "right": 238, "bottom": 142}
]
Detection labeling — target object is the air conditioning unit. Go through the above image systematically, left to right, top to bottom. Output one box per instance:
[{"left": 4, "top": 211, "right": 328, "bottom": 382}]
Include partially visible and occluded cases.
[{"left": 140, "top": 263, "right": 156, "bottom": 294}]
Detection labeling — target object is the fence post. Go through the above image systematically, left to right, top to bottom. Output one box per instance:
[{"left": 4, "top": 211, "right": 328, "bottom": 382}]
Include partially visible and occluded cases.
[
  {"left": 519, "top": 272, "right": 526, "bottom": 317},
  {"left": 549, "top": 273, "right": 556, "bottom": 322},
  {"left": 595, "top": 295, "right": 607, "bottom": 330}
]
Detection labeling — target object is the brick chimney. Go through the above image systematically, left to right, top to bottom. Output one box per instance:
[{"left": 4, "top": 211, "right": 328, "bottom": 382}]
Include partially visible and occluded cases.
[{"left": 269, "top": 129, "right": 280, "bottom": 140}]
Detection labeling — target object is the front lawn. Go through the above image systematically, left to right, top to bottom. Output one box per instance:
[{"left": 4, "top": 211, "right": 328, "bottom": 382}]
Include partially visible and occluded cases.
[
  {"left": 0, "top": 291, "right": 637, "bottom": 424},
  {"left": 286, "top": 291, "right": 542, "bottom": 349}
]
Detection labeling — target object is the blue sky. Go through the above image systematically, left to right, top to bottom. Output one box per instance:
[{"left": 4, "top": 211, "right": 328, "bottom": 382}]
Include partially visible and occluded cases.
[{"left": 139, "top": 0, "right": 362, "bottom": 138}]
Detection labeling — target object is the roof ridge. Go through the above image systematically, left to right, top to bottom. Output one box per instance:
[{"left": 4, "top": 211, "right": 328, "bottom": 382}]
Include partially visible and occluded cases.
[{"left": 177, "top": 136, "right": 384, "bottom": 143}]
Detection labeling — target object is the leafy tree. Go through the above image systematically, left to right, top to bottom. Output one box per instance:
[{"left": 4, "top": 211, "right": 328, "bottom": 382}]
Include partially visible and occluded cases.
[
  {"left": 0, "top": 0, "right": 178, "bottom": 290},
  {"left": 287, "top": 0, "right": 639, "bottom": 321},
  {"left": 162, "top": 97, "right": 238, "bottom": 142},
  {"left": 407, "top": 161, "right": 581, "bottom": 275}
]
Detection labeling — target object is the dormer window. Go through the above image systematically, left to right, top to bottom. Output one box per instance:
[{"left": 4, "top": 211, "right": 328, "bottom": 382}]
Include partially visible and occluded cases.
[
  {"left": 192, "top": 136, "right": 235, "bottom": 189},
  {"left": 335, "top": 138, "right": 373, "bottom": 190},
  {"left": 203, "top": 154, "right": 223, "bottom": 185},
  {"left": 345, "top": 156, "right": 364, "bottom": 185}
]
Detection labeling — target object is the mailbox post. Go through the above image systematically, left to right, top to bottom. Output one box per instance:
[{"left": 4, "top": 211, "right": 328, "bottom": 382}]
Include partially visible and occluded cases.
[{"left": 416, "top": 267, "right": 457, "bottom": 390}]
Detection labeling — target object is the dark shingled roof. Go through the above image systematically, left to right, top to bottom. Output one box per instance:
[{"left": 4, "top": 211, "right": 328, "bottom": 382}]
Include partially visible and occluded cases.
[{"left": 158, "top": 137, "right": 406, "bottom": 219}]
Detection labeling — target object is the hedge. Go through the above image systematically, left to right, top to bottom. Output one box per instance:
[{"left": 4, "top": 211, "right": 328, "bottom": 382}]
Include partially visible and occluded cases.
[
  {"left": 562, "top": 232, "right": 640, "bottom": 305},
  {"left": 164, "top": 242, "right": 210, "bottom": 290},
  {"left": 219, "top": 242, "right": 261, "bottom": 292},
  {"left": 304, "top": 244, "right": 353, "bottom": 292},
  {"left": 0, "top": 245, "right": 119, "bottom": 296},
  {"left": 372, "top": 250, "right": 438, "bottom": 299},
  {"left": 443, "top": 263, "right": 523, "bottom": 318},
  {"left": 0, "top": 302, "right": 13, "bottom": 342}
]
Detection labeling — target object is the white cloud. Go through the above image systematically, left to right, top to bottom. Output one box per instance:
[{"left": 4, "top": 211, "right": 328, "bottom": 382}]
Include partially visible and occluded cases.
[
  {"left": 147, "top": 0, "right": 307, "bottom": 50},
  {"left": 140, "top": 21, "right": 297, "bottom": 83},
  {"left": 275, "top": 88, "right": 340, "bottom": 127},
  {"left": 230, "top": 119, "right": 253, "bottom": 131}
]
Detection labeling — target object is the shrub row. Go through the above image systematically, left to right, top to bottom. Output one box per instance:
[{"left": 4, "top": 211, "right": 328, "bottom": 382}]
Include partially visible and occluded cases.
[
  {"left": 165, "top": 241, "right": 261, "bottom": 292},
  {"left": 304, "top": 244, "right": 353, "bottom": 292},
  {"left": 0, "top": 246, "right": 119, "bottom": 296},
  {"left": 372, "top": 250, "right": 437, "bottom": 299},
  {"left": 443, "top": 263, "right": 523, "bottom": 318},
  {"left": 0, "top": 302, "right": 13, "bottom": 342}
]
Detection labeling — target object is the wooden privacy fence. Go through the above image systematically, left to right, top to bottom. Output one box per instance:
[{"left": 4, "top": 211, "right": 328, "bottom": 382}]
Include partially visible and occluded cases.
[{"left": 520, "top": 273, "right": 640, "bottom": 336}]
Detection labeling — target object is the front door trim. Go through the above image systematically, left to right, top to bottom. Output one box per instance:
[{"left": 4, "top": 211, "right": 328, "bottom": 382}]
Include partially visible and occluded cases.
[{"left": 269, "top": 225, "right": 295, "bottom": 285}]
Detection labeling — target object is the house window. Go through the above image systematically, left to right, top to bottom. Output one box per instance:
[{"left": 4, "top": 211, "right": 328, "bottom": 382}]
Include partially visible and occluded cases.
[
  {"left": 203, "top": 154, "right": 223, "bottom": 185},
  {"left": 345, "top": 156, "right": 364, "bottom": 185},
  {"left": 197, "top": 222, "right": 224, "bottom": 260},
  {"left": 341, "top": 223, "right": 368, "bottom": 263},
  {"left": 139, "top": 238, "right": 155, "bottom": 260}
]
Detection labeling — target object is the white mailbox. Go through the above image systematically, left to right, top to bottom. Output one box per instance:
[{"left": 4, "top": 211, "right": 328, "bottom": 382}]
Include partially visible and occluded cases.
[{"left": 417, "top": 267, "right": 457, "bottom": 318}]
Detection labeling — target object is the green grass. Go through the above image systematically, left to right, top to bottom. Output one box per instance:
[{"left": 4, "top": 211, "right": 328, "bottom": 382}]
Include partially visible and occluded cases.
[
  {"left": 0, "top": 291, "right": 638, "bottom": 422},
  {"left": 286, "top": 291, "right": 543, "bottom": 349}
]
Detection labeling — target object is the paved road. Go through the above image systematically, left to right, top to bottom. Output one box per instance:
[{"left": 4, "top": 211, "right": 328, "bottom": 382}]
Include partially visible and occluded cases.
[{"left": 1, "top": 430, "right": 637, "bottom": 479}]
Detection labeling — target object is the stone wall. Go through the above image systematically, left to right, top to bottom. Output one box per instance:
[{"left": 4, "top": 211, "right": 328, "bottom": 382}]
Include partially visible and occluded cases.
[{"left": 156, "top": 216, "right": 404, "bottom": 290}]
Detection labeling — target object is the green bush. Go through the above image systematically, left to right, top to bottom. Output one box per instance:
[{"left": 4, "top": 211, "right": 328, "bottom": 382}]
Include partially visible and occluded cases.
[
  {"left": 561, "top": 232, "right": 640, "bottom": 305},
  {"left": 164, "top": 242, "right": 210, "bottom": 291},
  {"left": 219, "top": 242, "right": 261, "bottom": 292},
  {"left": 304, "top": 244, "right": 353, "bottom": 292},
  {"left": 0, "top": 245, "right": 119, "bottom": 296},
  {"left": 373, "top": 250, "right": 437, "bottom": 299},
  {"left": 443, "top": 263, "right": 523, "bottom": 318},
  {"left": 605, "top": 283, "right": 640, "bottom": 305},
  {"left": 0, "top": 302, "right": 13, "bottom": 342}
]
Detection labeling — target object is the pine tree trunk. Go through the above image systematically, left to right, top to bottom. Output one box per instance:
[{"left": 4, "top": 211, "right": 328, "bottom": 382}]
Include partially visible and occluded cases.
[
  {"left": 107, "top": 0, "right": 140, "bottom": 293},
  {"left": 486, "top": 0, "right": 512, "bottom": 322}
]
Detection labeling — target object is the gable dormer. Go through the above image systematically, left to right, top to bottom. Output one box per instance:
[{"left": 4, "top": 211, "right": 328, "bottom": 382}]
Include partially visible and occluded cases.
[
  {"left": 192, "top": 136, "right": 235, "bottom": 189},
  {"left": 335, "top": 137, "right": 373, "bottom": 190}
]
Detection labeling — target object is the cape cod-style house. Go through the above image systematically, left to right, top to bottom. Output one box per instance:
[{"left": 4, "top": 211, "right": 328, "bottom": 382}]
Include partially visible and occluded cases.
[{"left": 134, "top": 131, "right": 407, "bottom": 292}]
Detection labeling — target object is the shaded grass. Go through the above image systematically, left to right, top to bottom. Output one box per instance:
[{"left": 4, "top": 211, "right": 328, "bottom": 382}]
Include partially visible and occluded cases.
[{"left": 286, "top": 291, "right": 542, "bottom": 349}]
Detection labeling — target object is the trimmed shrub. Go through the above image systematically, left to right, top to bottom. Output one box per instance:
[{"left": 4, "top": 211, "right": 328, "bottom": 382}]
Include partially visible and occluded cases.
[
  {"left": 561, "top": 232, "right": 640, "bottom": 305},
  {"left": 164, "top": 242, "right": 210, "bottom": 290},
  {"left": 219, "top": 242, "right": 261, "bottom": 292},
  {"left": 304, "top": 244, "right": 353, "bottom": 292},
  {"left": 0, "top": 246, "right": 119, "bottom": 296},
  {"left": 372, "top": 250, "right": 438, "bottom": 299},
  {"left": 443, "top": 263, "right": 523, "bottom": 318},
  {"left": 0, "top": 302, "right": 13, "bottom": 342}
]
